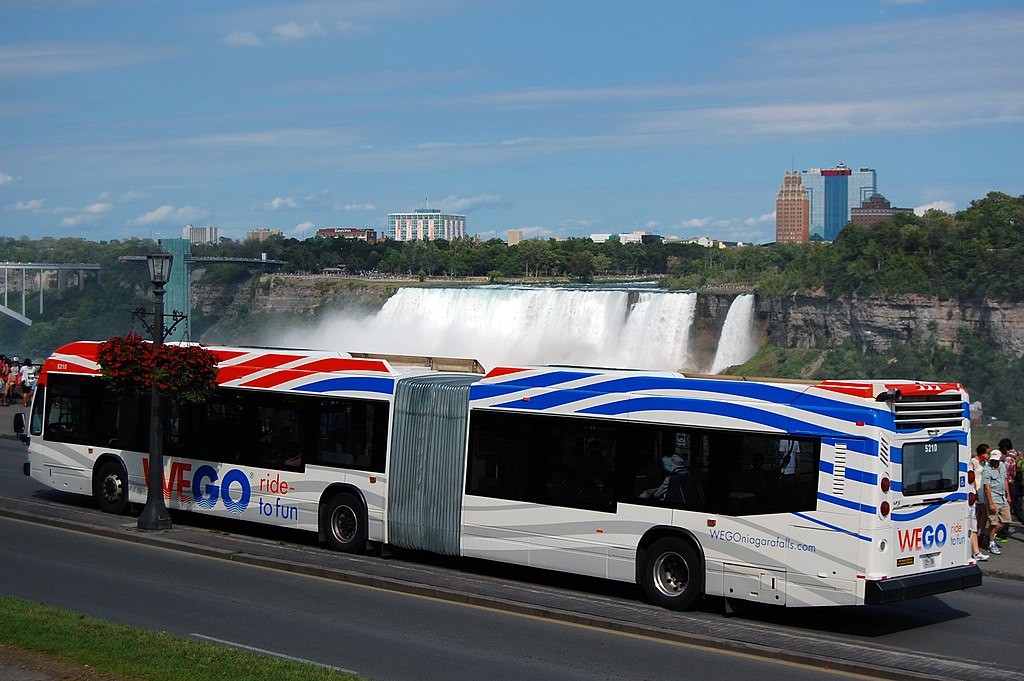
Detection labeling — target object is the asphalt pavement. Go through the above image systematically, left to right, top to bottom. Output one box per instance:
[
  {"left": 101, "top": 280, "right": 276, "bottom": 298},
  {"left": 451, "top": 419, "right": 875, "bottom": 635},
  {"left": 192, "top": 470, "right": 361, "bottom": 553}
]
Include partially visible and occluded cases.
[{"left": 3, "top": 406, "right": 1024, "bottom": 681}]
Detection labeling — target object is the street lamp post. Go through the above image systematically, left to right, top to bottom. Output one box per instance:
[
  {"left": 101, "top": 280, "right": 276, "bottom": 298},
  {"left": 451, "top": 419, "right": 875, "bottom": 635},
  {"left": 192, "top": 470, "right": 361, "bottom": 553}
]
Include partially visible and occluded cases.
[{"left": 137, "top": 250, "right": 174, "bottom": 530}]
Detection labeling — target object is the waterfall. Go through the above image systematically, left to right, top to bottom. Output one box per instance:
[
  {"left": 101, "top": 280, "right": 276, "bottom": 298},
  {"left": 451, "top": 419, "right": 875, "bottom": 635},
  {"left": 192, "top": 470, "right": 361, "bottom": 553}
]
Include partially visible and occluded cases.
[
  {"left": 279, "top": 286, "right": 751, "bottom": 373},
  {"left": 708, "top": 294, "right": 759, "bottom": 374}
]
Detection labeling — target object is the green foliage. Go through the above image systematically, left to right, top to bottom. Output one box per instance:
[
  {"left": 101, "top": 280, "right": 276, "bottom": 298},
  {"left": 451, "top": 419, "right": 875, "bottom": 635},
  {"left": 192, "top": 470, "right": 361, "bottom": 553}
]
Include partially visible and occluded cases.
[
  {"left": 196, "top": 263, "right": 252, "bottom": 285},
  {"left": 0, "top": 595, "right": 361, "bottom": 681}
]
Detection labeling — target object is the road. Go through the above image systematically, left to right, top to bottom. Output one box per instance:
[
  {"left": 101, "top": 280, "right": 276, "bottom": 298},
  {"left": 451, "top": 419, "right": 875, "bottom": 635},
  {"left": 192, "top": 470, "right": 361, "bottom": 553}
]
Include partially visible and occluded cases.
[
  {"left": 0, "top": 437, "right": 1020, "bottom": 680},
  {"left": 1, "top": 516, "right": 852, "bottom": 681}
]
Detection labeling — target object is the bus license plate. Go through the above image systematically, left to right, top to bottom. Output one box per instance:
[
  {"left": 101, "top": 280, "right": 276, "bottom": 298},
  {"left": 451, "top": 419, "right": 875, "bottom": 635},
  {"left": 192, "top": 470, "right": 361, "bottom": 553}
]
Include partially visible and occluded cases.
[{"left": 922, "top": 553, "right": 938, "bottom": 569}]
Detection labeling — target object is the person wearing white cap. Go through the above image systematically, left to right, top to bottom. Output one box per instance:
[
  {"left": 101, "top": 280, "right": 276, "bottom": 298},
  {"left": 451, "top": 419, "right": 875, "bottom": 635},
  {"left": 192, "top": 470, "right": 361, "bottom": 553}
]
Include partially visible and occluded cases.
[{"left": 983, "top": 448, "right": 1011, "bottom": 555}]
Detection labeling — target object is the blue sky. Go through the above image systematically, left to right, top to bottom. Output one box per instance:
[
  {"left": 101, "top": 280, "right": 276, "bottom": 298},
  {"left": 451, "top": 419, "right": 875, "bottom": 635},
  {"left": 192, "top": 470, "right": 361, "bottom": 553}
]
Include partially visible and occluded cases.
[{"left": 2, "top": 1, "right": 1022, "bottom": 244}]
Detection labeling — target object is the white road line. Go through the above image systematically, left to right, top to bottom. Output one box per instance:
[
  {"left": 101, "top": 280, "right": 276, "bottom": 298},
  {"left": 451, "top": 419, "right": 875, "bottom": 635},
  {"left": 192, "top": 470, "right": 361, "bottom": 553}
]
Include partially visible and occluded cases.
[{"left": 191, "top": 633, "right": 358, "bottom": 675}]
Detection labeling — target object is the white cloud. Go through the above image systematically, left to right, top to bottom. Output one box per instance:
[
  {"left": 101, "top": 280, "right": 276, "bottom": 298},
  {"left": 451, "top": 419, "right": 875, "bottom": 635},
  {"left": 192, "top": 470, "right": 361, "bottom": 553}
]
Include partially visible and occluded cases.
[
  {"left": 272, "top": 21, "right": 325, "bottom": 41},
  {"left": 336, "top": 21, "right": 369, "bottom": 34},
  {"left": 224, "top": 31, "right": 262, "bottom": 47},
  {"left": 0, "top": 44, "right": 171, "bottom": 79},
  {"left": 0, "top": 171, "right": 12, "bottom": 186},
  {"left": 98, "top": 190, "right": 144, "bottom": 203},
  {"left": 436, "top": 194, "right": 503, "bottom": 212},
  {"left": 266, "top": 196, "right": 297, "bottom": 210},
  {"left": 14, "top": 199, "right": 43, "bottom": 211},
  {"left": 914, "top": 200, "right": 956, "bottom": 216},
  {"left": 84, "top": 202, "right": 111, "bottom": 215},
  {"left": 344, "top": 203, "right": 375, "bottom": 211},
  {"left": 132, "top": 205, "right": 208, "bottom": 226},
  {"left": 743, "top": 211, "right": 775, "bottom": 226},
  {"left": 60, "top": 214, "right": 93, "bottom": 227},
  {"left": 682, "top": 218, "right": 710, "bottom": 228},
  {"left": 295, "top": 221, "right": 315, "bottom": 234}
]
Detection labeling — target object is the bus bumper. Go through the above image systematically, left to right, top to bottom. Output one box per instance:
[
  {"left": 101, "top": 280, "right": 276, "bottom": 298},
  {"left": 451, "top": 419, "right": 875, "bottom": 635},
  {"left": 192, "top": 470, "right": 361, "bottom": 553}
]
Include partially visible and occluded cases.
[{"left": 865, "top": 565, "right": 982, "bottom": 604}]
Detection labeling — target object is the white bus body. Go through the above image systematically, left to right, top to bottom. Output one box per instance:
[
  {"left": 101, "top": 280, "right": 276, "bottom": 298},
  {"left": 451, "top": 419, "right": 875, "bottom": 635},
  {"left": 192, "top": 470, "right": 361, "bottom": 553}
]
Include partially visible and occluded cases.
[{"left": 22, "top": 341, "right": 981, "bottom": 610}]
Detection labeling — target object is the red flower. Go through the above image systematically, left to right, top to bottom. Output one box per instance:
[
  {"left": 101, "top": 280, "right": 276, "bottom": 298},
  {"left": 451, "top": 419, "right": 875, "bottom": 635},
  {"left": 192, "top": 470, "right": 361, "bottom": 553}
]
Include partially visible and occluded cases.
[{"left": 96, "top": 335, "right": 217, "bottom": 403}]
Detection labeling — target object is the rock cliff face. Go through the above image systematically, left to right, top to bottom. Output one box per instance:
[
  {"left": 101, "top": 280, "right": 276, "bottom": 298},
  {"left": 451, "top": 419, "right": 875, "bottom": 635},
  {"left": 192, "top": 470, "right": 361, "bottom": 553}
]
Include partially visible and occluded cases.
[
  {"left": 190, "top": 275, "right": 1024, "bottom": 357},
  {"left": 759, "top": 292, "right": 1024, "bottom": 356}
]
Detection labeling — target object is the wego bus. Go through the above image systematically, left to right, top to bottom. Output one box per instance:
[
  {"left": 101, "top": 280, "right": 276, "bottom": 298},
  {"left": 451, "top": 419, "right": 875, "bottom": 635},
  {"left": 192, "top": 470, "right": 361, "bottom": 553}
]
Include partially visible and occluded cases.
[{"left": 18, "top": 340, "right": 981, "bottom": 610}]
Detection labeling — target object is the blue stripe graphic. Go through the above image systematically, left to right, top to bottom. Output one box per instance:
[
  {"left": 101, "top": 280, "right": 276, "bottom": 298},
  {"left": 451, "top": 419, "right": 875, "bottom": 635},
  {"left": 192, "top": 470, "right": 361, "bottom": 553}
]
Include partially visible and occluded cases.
[
  {"left": 479, "top": 372, "right": 887, "bottom": 424},
  {"left": 297, "top": 376, "right": 395, "bottom": 395},
  {"left": 575, "top": 396, "right": 852, "bottom": 438},
  {"left": 844, "top": 468, "right": 878, "bottom": 485},
  {"left": 817, "top": 491, "right": 876, "bottom": 514},
  {"left": 891, "top": 493, "right": 969, "bottom": 521},
  {"left": 792, "top": 512, "right": 872, "bottom": 542}
]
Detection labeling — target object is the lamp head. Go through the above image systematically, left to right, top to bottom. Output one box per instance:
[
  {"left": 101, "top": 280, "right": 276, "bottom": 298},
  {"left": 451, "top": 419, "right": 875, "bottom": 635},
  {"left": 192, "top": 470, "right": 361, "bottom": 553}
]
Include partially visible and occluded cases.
[{"left": 147, "top": 250, "right": 173, "bottom": 286}]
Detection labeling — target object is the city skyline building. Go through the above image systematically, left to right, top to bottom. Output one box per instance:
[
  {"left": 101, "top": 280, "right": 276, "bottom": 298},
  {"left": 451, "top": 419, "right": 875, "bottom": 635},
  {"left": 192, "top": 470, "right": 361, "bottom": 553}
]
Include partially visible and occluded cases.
[
  {"left": 800, "top": 164, "right": 877, "bottom": 241},
  {"left": 775, "top": 171, "right": 810, "bottom": 244},
  {"left": 850, "top": 194, "right": 914, "bottom": 228},
  {"left": 387, "top": 208, "right": 466, "bottom": 242},
  {"left": 182, "top": 224, "right": 218, "bottom": 245},
  {"left": 246, "top": 227, "right": 283, "bottom": 242},
  {"left": 315, "top": 228, "right": 377, "bottom": 243}
]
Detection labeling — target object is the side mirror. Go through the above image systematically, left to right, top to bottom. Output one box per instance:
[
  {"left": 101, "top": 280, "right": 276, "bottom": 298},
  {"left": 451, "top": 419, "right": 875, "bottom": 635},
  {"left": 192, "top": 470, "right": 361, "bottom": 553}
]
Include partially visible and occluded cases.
[{"left": 13, "top": 412, "right": 29, "bottom": 445}]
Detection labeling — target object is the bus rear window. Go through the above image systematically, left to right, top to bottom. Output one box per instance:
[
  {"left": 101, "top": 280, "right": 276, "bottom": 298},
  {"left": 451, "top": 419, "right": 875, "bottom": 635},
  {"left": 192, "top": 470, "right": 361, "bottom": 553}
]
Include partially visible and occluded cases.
[{"left": 901, "top": 441, "right": 958, "bottom": 495}]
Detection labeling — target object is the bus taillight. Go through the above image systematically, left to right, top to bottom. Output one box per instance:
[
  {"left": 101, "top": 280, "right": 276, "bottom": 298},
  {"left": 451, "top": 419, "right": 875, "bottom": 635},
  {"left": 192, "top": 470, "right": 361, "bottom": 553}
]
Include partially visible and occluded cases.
[
  {"left": 880, "top": 476, "right": 890, "bottom": 494},
  {"left": 880, "top": 500, "right": 890, "bottom": 517}
]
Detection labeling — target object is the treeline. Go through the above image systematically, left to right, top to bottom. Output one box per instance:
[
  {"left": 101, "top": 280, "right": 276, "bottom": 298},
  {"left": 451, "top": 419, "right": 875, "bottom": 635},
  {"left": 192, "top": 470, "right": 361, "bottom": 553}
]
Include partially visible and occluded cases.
[
  {"left": 201, "top": 190, "right": 1024, "bottom": 300},
  {"left": 3, "top": 191, "right": 1022, "bottom": 298},
  {"left": 664, "top": 191, "right": 1024, "bottom": 300}
]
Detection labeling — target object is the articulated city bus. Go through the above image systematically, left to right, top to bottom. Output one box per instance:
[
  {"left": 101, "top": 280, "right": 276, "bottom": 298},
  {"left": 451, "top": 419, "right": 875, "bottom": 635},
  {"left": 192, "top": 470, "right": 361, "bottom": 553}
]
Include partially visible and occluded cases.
[{"left": 19, "top": 341, "right": 981, "bottom": 610}]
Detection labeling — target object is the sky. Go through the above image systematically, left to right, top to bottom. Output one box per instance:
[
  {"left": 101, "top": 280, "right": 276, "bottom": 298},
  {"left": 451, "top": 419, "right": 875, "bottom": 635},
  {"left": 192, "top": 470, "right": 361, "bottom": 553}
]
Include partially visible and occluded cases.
[{"left": 1, "top": 1, "right": 1023, "bottom": 245}]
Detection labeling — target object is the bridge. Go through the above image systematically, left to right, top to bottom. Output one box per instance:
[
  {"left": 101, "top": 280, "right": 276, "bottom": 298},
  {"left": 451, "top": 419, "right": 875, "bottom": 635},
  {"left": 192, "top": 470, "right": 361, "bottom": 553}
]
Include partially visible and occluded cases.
[
  {"left": 118, "top": 255, "right": 286, "bottom": 267},
  {"left": 0, "top": 262, "right": 102, "bottom": 326}
]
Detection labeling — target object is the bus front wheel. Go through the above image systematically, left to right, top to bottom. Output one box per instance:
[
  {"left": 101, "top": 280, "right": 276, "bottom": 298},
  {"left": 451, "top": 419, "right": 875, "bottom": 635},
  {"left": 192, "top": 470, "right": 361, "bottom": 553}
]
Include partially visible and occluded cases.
[
  {"left": 94, "top": 460, "right": 129, "bottom": 515},
  {"left": 324, "top": 492, "right": 366, "bottom": 553},
  {"left": 641, "top": 537, "right": 702, "bottom": 610}
]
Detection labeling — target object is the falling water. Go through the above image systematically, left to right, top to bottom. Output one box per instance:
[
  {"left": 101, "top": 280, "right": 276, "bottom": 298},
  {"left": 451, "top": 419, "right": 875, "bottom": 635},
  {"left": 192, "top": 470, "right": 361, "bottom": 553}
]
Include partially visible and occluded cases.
[
  {"left": 280, "top": 286, "right": 752, "bottom": 373},
  {"left": 708, "top": 294, "right": 759, "bottom": 374}
]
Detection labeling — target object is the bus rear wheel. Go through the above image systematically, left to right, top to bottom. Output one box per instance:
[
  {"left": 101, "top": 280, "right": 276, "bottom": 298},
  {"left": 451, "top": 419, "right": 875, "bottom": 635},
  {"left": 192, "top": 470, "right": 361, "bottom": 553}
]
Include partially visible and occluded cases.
[
  {"left": 94, "top": 460, "right": 129, "bottom": 515},
  {"left": 324, "top": 492, "right": 366, "bottom": 553},
  {"left": 641, "top": 537, "right": 702, "bottom": 610}
]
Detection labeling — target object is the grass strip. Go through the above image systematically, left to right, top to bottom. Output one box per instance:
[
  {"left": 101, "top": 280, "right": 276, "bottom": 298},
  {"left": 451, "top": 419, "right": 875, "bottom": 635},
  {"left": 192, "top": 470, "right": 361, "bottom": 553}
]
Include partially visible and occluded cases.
[{"left": 0, "top": 595, "right": 364, "bottom": 681}]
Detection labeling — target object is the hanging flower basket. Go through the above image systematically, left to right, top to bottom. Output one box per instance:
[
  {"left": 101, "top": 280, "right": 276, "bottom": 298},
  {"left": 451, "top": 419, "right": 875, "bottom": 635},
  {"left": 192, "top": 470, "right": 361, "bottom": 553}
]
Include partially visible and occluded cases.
[
  {"left": 96, "top": 334, "right": 154, "bottom": 396},
  {"left": 96, "top": 335, "right": 218, "bottom": 403},
  {"left": 153, "top": 344, "right": 219, "bottom": 404}
]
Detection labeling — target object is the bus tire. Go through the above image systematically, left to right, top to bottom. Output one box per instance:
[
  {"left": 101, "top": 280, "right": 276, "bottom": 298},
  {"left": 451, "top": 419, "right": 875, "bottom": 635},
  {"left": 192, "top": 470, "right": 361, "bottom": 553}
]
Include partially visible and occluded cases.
[
  {"left": 94, "top": 460, "right": 129, "bottom": 515},
  {"left": 324, "top": 492, "right": 366, "bottom": 553},
  {"left": 641, "top": 537, "right": 702, "bottom": 610}
]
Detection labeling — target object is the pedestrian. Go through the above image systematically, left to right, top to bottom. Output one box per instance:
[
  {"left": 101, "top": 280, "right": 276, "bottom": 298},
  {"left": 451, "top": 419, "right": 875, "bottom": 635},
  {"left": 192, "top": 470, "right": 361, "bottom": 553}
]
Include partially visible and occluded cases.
[
  {"left": 0, "top": 358, "right": 8, "bottom": 407},
  {"left": 2, "top": 358, "right": 18, "bottom": 407},
  {"left": 19, "top": 359, "right": 35, "bottom": 407},
  {"left": 996, "top": 439, "right": 1016, "bottom": 542},
  {"left": 971, "top": 443, "right": 991, "bottom": 561},
  {"left": 983, "top": 448, "right": 1012, "bottom": 555},
  {"left": 1016, "top": 450, "right": 1024, "bottom": 523}
]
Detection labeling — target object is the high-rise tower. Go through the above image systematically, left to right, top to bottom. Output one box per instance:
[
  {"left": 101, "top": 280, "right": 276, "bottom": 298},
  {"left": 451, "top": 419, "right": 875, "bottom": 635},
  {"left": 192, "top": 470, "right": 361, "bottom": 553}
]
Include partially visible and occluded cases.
[
  {"left": 800, "top": 164, "right": 877, "bottom": 240},
  {"left": 775, "top": 171, "right": 810, "bottom": 244},
  {"left": 387, "top": 208, "right": 466, "bottom": 241}
]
